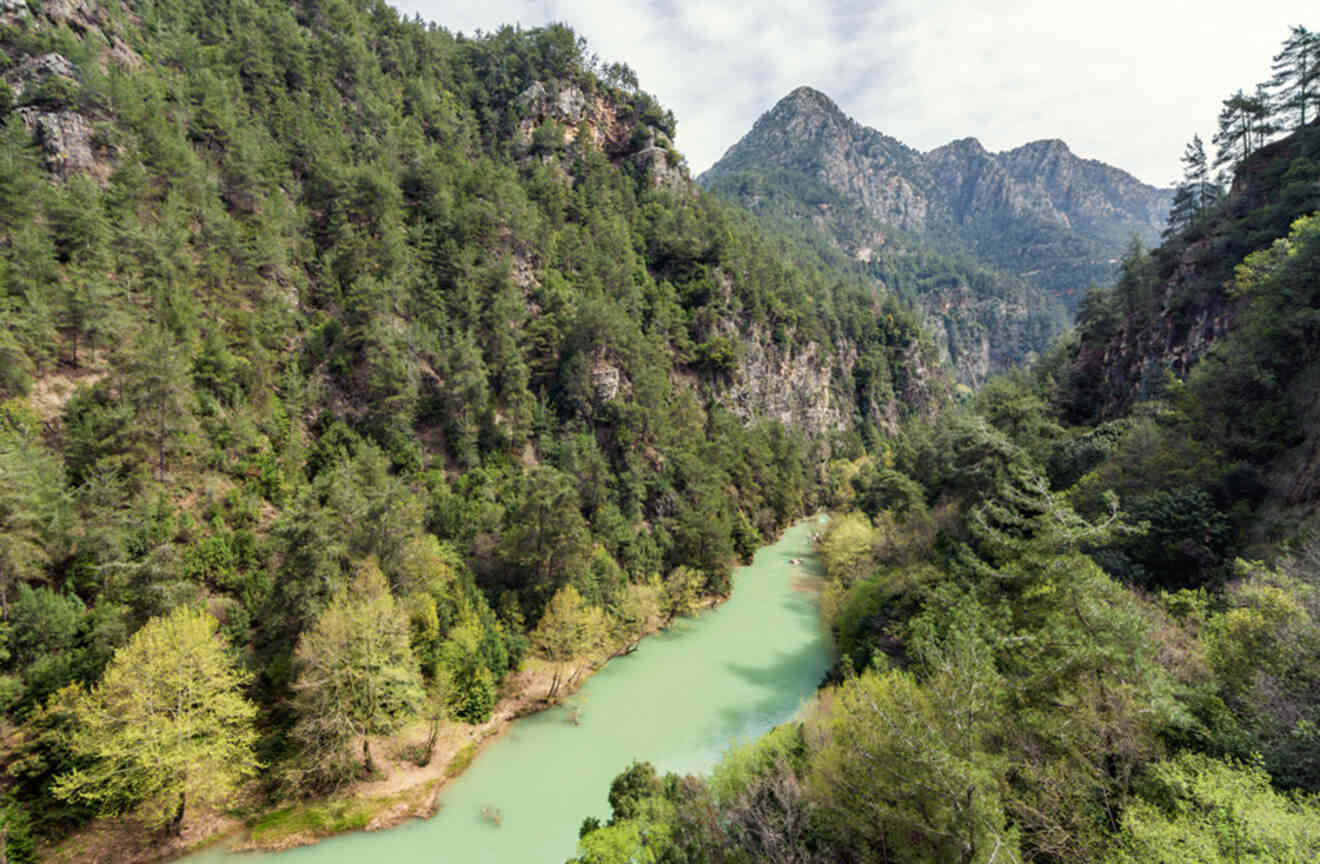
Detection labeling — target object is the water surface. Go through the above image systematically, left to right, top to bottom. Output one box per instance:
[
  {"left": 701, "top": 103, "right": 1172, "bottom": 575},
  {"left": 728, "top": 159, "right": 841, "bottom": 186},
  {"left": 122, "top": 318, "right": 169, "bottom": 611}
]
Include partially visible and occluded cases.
[{"left": 192, "top": 517, "right": 829, "bottom": 864}]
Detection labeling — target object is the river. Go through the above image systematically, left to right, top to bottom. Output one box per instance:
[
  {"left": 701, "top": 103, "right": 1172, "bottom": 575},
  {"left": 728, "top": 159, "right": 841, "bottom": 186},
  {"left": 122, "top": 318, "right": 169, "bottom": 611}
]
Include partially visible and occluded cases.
[{"left": 189, "top": 516, "right": 830, "bottom": 864}]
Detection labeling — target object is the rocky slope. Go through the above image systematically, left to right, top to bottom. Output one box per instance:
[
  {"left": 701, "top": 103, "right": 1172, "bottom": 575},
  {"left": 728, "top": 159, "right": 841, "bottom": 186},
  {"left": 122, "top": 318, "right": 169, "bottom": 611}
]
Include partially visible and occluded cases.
[
  {"left": 700, "top": 86, "right": 1174, "bottom": 385},
  {"left": 702, "top": 86, "right": 1173, "bottom": 287},
  {"left": 1066, "top": 119, "right": 1320, "bottom": 421}
]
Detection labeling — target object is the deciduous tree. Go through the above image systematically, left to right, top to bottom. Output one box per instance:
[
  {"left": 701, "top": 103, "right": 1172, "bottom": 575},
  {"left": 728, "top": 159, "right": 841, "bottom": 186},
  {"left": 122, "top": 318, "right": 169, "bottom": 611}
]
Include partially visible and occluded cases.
[
  {"left": 289, "top": 560, "right": 424, "bottom": 785},
  {"left": 52, "top": 606, "right": 259, "bottom": 833}
]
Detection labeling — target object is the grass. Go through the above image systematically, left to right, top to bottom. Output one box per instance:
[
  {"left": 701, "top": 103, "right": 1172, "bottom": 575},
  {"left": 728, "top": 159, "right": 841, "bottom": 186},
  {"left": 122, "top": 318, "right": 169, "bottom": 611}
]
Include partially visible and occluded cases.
[
  {"left": 446, "top": 741, "right": 478, "bottom": 779},
  {"left": 248, "top": 798, "right": 378, "bottom": 845}
]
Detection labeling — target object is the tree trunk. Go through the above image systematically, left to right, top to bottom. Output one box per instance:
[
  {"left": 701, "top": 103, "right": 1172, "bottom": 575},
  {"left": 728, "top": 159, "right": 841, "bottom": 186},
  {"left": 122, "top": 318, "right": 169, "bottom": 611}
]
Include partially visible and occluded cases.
[
  {"left": 547, "top": 666, "right": 561, "bottom": 700},
  {"left": 421, "top": 716, "right": 440, "bottom": 767},
  {"left": 362, "top": 737, "right": 374, "bottom": 774},
  {"left": 169, "top": 792, "right": 186, "bottom": 836}
]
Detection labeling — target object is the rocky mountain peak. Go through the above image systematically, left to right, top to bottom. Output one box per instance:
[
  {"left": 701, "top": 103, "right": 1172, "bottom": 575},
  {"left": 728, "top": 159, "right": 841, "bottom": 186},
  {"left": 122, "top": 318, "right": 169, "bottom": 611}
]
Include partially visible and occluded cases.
[
  {"left": 778, "top": 85, "right": 844, "bottom": 116},
  {"left": 928, "top": 136, "right": 987, "bottom": 158},
  {"left": 1015, "top": 138, "right": 1071, "bottom": 155}
]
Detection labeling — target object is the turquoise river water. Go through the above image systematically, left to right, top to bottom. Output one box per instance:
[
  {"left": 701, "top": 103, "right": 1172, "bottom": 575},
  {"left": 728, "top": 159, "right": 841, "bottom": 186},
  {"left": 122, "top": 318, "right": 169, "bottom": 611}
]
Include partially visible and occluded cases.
[{"left": 189, "top": 516, "right": 830, "bottom": 864}]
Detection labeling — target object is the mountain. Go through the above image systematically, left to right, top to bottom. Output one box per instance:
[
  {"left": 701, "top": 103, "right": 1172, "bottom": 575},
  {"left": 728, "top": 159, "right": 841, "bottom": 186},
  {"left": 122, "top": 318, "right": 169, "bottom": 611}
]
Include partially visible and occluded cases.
[
  {"left": 0, "top": 0, "right": 951, "bottom": 854},
  {"left": 700, "top": 86, "right": 1175, "bottom": 384}
]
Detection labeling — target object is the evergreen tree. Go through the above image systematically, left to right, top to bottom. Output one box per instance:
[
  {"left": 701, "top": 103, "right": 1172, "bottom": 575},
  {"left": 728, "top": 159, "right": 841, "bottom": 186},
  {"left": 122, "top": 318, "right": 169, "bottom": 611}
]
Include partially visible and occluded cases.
[
  {"left": 1268, "top": 25, "right": 1320, "bottom": 130},
  {"left": 1213, "top": 89, "right": 1273, "bottom": 178},
  {"left": 1182, "top": 134, "right": 1217, "bottom": 212},
  {"left": 1165, "top": 135, "right": 1218, "bottom": 238},
  {"left": 1163, "top": 184, "right": 1198, "bottom": 240},
  {"left": 115, "top": 329, "right": 197, "bottom": 482}
]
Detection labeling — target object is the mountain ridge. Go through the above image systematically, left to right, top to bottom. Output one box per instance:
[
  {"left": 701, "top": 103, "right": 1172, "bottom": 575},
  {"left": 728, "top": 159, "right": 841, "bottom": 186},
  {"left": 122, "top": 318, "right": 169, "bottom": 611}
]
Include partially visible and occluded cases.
[
  {"left": 701, "top": 85, "right": 1172, "bottom": 245},
  {"left": 699, "top": 86, "right": 1175, "bottom": 384}
]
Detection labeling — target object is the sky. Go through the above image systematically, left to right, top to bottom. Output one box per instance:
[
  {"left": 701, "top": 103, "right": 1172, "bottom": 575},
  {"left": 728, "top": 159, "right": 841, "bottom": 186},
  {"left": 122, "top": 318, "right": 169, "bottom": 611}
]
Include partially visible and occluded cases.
[{"left": 389, "top": 0, "right": 1316, "bottom": 188}]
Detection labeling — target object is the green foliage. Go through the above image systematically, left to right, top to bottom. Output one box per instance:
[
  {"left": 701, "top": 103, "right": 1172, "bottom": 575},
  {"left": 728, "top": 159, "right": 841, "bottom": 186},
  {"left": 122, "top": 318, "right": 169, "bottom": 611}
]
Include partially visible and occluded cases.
[
  {"left": 288, "top": 561, "right": 424, "bottom": 789},
  {"left": 52, "top": 605, "right": 259, "bottom": 832},
  {"left": 809, "top": 662, "right": 1013, "bottom": 863},
  {"left": 1107, "top": 754, "right": 1320, "bottom": 864},
  {"left": 607, "top": 761, "right": 662, "bottom": 824},
  {"left": 0, "top": 801, "right": 35, "bottom": 864}
]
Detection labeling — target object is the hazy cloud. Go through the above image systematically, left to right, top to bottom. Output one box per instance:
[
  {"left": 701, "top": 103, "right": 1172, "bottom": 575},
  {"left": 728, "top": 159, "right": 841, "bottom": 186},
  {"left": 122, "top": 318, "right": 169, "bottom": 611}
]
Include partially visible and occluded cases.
[{"left": 391, "top": 0, "right": 1315, "bottom": 186}]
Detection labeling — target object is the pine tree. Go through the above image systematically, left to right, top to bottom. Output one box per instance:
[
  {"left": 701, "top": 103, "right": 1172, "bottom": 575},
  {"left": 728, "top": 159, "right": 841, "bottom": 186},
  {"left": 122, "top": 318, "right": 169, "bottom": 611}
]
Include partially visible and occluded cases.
[
  {"left": 1268, "top": 25, "right": 1320, "bottom": 131},
  {"left": 1213, "top": 89, "right": 1273, "bottom": 178},
  {"left": 1182, "top": 134, "right": 1217, "bottom": 212},
  {"left": 1165, "top": 135, "right": 1218, "bottom": 239},
  {"left": 1163, "top": 184, "right": 1198, "bottom": 240},
  {"left": 115, "top": 328, "right": 197, "bottom": 481}
]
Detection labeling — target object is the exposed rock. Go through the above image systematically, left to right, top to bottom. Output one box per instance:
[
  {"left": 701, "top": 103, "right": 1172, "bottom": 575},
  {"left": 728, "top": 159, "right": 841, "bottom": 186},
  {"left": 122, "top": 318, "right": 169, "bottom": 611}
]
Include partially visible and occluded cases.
[
  {"left": 0, "top": 0, "right": 29, "bottom": 20},
  {"left": 5, "top": 51, "right": 78, "bottom": 100},
  {"left": 517, "top": 79, "right": 691, "bottom": 193},
  {"left": 517, "top": 80, "right": 550, "bottom": 114},
  {"left": 554, "top": 85, "right": 587, "bottom": 124},
  {"left": 700, "top": 85, "right": 1176, "bottom": 385},
  {"left": 701, "top": 86, "right": 1173, "bottom": 308},
  {"left": 705, "top": 86, "right": 1171, "bottom": 246},
  {"left": 17, "top": 106, "right": 96, "bottom": 178},
  {"left": 1068, "top": 121, "right": 1320, "bottom": 420},
  {"left": 631, "top": 132, "right": 686, "bottom": 194},
  {"left": 710, "top": 319, "right": 935, "bottom": 440},
  {"left": 720, "top": 324, "right": 846, "bottom": 437},
  {"left": 590, "top": 356, "right": 624, "bottom": 404}
]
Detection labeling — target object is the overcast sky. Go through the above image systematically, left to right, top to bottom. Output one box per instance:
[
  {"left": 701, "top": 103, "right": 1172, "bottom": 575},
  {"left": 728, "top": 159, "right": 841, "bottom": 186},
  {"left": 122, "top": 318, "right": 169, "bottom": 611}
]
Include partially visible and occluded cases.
[{"left": 390, "top": 0, "right": 1315, "bottom": 187}]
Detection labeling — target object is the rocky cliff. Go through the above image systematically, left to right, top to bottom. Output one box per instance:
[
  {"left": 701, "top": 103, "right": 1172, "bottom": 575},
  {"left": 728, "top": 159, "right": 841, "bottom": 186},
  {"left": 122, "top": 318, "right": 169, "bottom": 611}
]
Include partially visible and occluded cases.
[
  {"left": 699, "top": 87, "right": 1173, "bottom": 386},
  {"left": 702, "top": 87, "right": 1173, "bottom": 292},
  {"left": 1066, "top": 119, "right": 1320, "bottom": 421}
]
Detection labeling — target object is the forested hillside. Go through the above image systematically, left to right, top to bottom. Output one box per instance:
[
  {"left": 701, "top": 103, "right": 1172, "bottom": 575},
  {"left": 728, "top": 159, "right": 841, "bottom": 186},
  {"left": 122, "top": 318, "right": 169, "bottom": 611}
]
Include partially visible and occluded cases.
[
  {"left": 0, "top": 0, "right": 944, "bottom": 856},
  {"left": 572, "top": 29, "right": 1320, "bottom": 864},
  {"left": 700, "top": 86, "right": 1174, "bottom": 387}
]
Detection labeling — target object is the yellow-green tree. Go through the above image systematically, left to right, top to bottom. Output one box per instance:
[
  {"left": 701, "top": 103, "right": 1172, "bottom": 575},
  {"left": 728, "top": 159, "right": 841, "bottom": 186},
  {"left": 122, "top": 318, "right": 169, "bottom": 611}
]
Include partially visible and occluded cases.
[
  {"left": 817, "top": 512, "right": 874, "bottom": 586},
  {"left": 289, "top": 560, "right": 423, "bottom": 784},
  {"left": 530, "top": 584, "right": 606, "bottom": 698},
  {"left": 809, "top": 598, "right": 1014, "bottom": 864},
  {"left": 53, "top": 606, "right": 259, "bottom": 833},
  {"left": 1107, "top": 754, "right": 1320, "bottom": 864}
]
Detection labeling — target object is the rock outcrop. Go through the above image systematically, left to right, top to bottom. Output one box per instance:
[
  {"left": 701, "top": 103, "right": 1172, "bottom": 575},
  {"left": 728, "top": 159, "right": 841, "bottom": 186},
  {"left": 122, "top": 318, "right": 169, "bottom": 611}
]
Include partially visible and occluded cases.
[
  {"left": 516, "top": 79, "right": 688, "bottom": 193},
  {"left": 17, "top": 105, "right": 96, "bottom": 177},
  {"left": 1067, "top": 119, "right": 1320, "bottom": 420}
]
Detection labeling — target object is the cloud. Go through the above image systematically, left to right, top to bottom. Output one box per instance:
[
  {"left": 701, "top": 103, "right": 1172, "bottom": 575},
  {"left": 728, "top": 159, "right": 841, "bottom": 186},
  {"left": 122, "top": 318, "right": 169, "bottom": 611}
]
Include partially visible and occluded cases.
[{"left": 390, "top": 0, "right": 1315, "bottom": 186}]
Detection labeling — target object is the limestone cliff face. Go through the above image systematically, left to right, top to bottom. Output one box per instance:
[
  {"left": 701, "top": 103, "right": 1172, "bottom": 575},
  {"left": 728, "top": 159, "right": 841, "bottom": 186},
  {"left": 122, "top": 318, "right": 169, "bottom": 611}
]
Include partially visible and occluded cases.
[
  {"left": 516, "top": 79, "right": 689, "bottom": 193},
  {"left": 1071, "top": 234, "right": 1239, "bottom": 420},
  {"left": 715, "top": 322, "right": 939, "bottom": 440},
  {"left": 719, "top": 323, "right": 856, "bottom": 437}
]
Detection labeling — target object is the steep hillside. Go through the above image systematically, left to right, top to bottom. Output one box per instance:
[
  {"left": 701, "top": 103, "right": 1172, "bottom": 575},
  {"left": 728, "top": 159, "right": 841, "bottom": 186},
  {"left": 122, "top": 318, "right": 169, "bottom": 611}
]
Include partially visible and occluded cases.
[
  {"left": 0, "top": 0, "right": 947, "bottom": 854},
  {"left": 700, "top": 86, "right": 1174, "bottom": 384},
  {"left": 1065, "top": 119, "right": 1320, "bottom": 422}
]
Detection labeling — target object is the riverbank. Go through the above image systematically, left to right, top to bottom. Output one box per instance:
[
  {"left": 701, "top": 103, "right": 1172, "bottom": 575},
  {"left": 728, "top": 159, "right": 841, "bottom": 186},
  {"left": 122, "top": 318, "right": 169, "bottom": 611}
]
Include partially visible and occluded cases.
[{"left": 42, "top": 592, "right": 734, "bottom": 863}]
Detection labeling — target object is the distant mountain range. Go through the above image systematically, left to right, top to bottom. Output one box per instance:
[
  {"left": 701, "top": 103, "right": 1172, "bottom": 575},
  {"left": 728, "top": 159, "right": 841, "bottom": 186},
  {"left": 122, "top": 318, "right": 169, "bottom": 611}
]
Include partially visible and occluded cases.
[{"left": 700, "top": 86, "right": 1174, "bottom": 384}]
